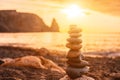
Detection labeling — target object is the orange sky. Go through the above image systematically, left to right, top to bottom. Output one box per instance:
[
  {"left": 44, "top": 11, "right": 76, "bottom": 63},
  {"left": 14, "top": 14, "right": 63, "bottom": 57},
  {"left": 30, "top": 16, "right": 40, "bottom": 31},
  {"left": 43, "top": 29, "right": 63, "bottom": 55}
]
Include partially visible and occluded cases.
[{"left": 0, "top": 0, "right": 120, "bottom": 33}]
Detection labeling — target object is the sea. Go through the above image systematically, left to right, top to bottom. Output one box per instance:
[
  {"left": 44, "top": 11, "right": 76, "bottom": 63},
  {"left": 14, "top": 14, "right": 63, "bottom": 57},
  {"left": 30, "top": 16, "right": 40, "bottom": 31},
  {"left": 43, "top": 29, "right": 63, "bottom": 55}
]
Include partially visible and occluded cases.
[{"left": 0, "top": 32, "right": 120, "bottom": 54}]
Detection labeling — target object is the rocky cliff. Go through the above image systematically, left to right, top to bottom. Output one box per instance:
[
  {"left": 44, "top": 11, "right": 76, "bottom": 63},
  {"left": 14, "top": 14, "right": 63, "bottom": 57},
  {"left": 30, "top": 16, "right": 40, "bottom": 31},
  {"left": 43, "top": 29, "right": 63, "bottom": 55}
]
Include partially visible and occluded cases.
[{"left": 0, "top": 10, "right": 59, "bottom": 32}]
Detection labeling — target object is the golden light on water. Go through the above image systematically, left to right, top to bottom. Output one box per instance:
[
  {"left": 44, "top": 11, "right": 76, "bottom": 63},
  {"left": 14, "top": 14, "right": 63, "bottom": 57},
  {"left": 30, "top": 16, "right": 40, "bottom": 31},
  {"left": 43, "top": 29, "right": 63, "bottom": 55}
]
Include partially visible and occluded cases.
[{"left": 61, "top": 4, "right": 85, "bottom": 19}]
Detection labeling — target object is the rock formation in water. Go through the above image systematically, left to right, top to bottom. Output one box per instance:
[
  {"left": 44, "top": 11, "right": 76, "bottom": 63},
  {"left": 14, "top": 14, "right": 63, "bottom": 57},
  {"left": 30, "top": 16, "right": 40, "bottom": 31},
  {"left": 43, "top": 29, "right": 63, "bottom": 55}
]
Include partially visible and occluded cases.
[
  {"left": 0, "top": 10, "right": 60, "bottom": 32},
  {"left": 50, "top": 18, "right": 60, "bottom": 32}
]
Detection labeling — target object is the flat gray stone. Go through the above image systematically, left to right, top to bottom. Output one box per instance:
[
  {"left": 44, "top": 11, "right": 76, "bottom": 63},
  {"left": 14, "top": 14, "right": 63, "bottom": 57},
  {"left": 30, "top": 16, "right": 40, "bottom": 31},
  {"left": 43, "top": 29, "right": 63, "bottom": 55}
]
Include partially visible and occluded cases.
[
  {"left": 67, "top": 60, "right": 89, "bottom": 68},
  {"left": 66, "top": 66, "right": 89, "bottom": 79}
]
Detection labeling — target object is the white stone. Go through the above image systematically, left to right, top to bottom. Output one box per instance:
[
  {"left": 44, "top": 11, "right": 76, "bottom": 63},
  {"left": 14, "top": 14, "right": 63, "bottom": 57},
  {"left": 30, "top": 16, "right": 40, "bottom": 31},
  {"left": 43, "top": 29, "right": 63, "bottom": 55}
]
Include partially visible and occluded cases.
[{"left": 74, "top": 75, "right": 95, "bottom": 80}]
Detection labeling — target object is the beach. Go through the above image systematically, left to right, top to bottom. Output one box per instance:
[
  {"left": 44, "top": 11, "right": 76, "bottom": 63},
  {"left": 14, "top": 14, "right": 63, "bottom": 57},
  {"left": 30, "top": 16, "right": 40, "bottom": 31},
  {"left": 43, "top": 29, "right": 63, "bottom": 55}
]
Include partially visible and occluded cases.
[
  {"left": 1, "top": 0, "right": 120, "bottom": 79},
  {"left": 0, "top": 32, "right": 120, "bottom": 80},
  {"left": 0, "top": 46, "right": 120, "bottom": 80}
]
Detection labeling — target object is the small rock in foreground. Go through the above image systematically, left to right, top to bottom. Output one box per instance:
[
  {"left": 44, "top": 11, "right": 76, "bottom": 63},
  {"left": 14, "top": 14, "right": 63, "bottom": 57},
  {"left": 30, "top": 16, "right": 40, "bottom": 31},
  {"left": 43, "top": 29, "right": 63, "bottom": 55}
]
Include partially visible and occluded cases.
[{"left": 60, "top": 75, "right": 95, "bottom": 80}]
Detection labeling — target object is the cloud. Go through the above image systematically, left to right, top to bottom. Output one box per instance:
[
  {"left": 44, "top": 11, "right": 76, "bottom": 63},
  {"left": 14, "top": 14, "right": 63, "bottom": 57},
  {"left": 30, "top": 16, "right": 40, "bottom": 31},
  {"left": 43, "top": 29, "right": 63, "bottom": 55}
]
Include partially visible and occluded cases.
[
  {"left": 1, "top": 0, "right": 120, "bottom": 16},
  {"left": 41, "top": 0, "right": 120, "bottom": 16},
  {"left": 79, "top": 0, "right": 120, "bottom": 16},
  {"left": 82, "top": 0, "right": 120, "bottom": 16}
]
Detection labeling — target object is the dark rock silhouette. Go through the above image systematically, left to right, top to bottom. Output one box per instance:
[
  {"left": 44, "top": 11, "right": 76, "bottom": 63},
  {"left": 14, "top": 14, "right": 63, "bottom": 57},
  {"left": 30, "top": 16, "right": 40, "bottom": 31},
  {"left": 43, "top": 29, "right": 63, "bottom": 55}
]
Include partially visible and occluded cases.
[
  {"left": 0, "top": 10, "right": 59, "bottom": 32},
  {"left": 50, "top": 18, "right": 60, "bottom": 32}
]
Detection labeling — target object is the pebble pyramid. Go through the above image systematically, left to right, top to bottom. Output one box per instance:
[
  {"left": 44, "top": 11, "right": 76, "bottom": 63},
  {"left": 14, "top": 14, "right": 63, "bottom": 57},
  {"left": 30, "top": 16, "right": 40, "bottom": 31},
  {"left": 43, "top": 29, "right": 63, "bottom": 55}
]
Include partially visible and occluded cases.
[{"left": 66, "top": 25, "right": 89, "bottom": 79}]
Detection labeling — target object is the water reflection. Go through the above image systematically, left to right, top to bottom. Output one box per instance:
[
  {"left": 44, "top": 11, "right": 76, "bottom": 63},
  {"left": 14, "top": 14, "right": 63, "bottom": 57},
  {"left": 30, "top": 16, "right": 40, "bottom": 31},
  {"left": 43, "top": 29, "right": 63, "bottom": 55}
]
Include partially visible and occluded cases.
[{"left": 0, "top": 32, "right": 120, "bottom": 53}]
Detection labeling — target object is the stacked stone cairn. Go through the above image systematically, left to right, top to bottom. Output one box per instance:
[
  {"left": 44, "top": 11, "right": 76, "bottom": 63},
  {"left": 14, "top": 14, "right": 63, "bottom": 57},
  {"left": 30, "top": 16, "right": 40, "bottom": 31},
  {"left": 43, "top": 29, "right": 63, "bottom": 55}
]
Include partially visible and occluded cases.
[{"left": 66, "top": 25, "right": 90, "bottom": 79}]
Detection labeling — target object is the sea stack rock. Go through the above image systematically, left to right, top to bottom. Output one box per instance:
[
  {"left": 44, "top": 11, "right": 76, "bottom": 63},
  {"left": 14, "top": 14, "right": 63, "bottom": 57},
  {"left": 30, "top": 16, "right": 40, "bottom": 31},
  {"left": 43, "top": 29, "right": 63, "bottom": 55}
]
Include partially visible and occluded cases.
[
  {"left": 50, "top": 18, "right": 60, "bottom": 32},
  {"left": 66, "top": 25, "right": 89, "bottom": 79}
]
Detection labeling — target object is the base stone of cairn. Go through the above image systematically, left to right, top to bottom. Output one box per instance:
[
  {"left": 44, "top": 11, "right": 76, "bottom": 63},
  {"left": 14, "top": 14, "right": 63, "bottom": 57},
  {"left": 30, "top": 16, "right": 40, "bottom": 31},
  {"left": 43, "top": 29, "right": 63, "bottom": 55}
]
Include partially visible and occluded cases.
[
  {"left": 66, "top": 25, "right": 90, "bottom": 79},
  {"left": 60, "top": 75, "right": 95, "bottom": 80}
]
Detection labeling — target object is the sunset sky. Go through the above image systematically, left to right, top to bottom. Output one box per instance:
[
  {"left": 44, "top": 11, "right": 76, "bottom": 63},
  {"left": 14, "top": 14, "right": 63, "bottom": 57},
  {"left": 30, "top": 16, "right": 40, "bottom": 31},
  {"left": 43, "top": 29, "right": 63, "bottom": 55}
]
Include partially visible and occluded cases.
[{"left": 0, "top": 0, "right": 120, "bottom": 33}]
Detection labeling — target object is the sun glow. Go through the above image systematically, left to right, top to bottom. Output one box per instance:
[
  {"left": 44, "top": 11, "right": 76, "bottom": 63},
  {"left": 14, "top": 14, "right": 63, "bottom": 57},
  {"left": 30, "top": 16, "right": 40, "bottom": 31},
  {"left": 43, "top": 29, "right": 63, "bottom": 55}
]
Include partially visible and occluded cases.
[{"left": 62, "top": 4, "right": 85, "bottom": 19}]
